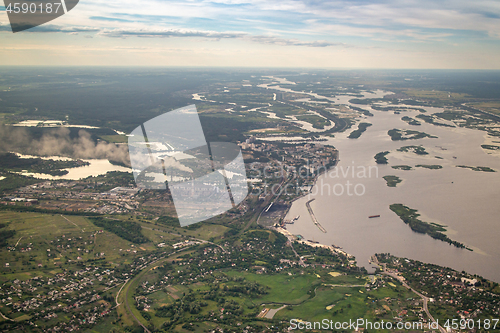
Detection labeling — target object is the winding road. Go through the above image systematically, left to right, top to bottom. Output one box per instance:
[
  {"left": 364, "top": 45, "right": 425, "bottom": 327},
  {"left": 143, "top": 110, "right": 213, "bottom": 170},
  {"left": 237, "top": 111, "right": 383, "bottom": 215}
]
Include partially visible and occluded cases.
[{"left": 374, "top": 258, "right": 446, "bottom": 333}]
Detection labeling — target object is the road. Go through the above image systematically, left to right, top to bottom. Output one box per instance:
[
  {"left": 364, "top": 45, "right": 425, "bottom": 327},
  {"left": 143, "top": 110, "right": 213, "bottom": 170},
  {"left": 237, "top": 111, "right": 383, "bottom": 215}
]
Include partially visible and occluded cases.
[
  {"left": 60, "top": 214, "right": 84, "bottom": 232},
  {"left": 14, "top": 236, "right": 23, "bottom": 247},
  {"left": 287, "top": 239, "right": 306, "bottom": 266},
  {"left": 119, "top": 247, "right": 203, "bottom": 332},
  {"left": 120, "top": 254, "right": 178, "bottom": 333},
  {"left": 124, "top": 274, "right": 151, "bottom": 333},
  {"left": 114, "top": 279, "right": 129, "bottom": 307},
  {"left": 0, "top": 311, "right": 13, "bottom": 322}
]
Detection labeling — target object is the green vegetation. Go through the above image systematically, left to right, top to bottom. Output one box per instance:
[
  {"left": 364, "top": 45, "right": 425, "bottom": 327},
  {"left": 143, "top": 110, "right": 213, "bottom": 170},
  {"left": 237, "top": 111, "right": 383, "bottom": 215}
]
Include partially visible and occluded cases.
[
  {"left": 2, "top": 69, "right": 500, "bottom": 332},
  {"left": 403, "top": 89, "right": 469, "bottom": 101},
  {"left": 348, "top": 98, "right": 385, "bottom": 105},
  {"left": 469, "top": 101, "right": 500, "bottom": 115},
  {"left": 266, "top": 104, "right": 305, "bottom": 118},
  {"left": 348, "top": 105, "right": 373, "bottom": 116},
  {"left": 361, "top": 109, "right": 374, "bottom": 117},
  {"left": 432, "top": 109, "right": 500, "bottom": 135},
  {"left": 433, "top": 111, "right": 462, "bottom": 121},
  {"left": 416, "top": 114, "right": 454, "bottom": 127},
  {"left": 295, "top": 115, "right": 331, "bottom": 129},
  {"left": 401, "top": 116, "right": 421, "bottom": 125},
  {"left": 348, "top": 122, "right": 372, "bottom": 139},
  {"left": 387, "top": 129, "right": 437, "bottom": 141},
  {"left": 98, "top": 134, "right": 128, "bottom": 143},
  {"left": 481, "top": 144, "right": 500, "bottom": 150},
  {"left": 397, "top": 145, "right": 428, "bottom": 155},
  {"left": 374, "top": 151, "right": 389, "bottom": 164},
  {"left": 0, "top": 152, "right": 89, "bottom": 176},
  {"left": 415, "top": 164, "right": 442, "bottom": 169},
  {"left": 391, "top": 165, "right": 412, "bottom": 170},
  {"left": 457, "top": 165, "right": 496, "bottom": 172},
  {"left": 83, "top": 171, "right": 136, "bottom": 192},
  {"left": 0, "top": 173, "right": 42, "bottom": 194},
  {"left": 382, "top": 175, "right": 402, "bottom": 187},
  {"left": 389, "top": 204, "right": 467, "bottom": 249},
  {"left": 0, "top": 211, "right": 135, "bottom": 268},
  {"left": 157, "top": 215, "right": 181, "bottom": 227},
  {"left": 89, "top": 217, "right": 149, "bottom": 244},
  {"left": 0, "top": 223, "right": 16, "bottom": 247},
  {"left": 377, "top": 253, "right": 500, "bottom": 327},
  {"left": 224, "top": 270, "right": 318, "bottom": 304}
]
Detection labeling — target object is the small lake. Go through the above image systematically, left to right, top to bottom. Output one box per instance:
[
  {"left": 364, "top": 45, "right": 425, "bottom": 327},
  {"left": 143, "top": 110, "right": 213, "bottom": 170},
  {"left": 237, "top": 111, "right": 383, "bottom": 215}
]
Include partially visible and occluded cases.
[{"left": 16, "top": 154, "right": 131, "bottom": 180}]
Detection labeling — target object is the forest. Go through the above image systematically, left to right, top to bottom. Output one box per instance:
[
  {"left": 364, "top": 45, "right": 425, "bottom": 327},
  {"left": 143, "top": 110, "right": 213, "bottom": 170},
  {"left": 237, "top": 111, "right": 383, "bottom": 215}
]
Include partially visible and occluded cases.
[{"left": 89, "top": 217, "right": 148, "bottom": 244}]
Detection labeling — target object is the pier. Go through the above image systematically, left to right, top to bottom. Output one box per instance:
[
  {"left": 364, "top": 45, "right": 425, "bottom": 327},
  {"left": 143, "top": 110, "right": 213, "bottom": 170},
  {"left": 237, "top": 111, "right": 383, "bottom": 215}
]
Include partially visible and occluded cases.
[{"left": 305, "top": 198, "right": 327, "bottom": 233}]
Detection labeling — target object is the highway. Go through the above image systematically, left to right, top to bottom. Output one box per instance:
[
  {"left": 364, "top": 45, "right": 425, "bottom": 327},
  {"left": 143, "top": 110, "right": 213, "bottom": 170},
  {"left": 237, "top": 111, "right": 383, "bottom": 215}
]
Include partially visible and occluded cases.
[{"left": 118, "top": 245, "right": 211, "bottom": 332}]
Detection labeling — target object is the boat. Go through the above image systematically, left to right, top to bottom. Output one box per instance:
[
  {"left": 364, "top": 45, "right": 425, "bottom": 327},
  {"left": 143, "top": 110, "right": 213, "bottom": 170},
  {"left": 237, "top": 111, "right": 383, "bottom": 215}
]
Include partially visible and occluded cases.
[{"left": 369, "top": 215, "right": 381, "bottom": 218}]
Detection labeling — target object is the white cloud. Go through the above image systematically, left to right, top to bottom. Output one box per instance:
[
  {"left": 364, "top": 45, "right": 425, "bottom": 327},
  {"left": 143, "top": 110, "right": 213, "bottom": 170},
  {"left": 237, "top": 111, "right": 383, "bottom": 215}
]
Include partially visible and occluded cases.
[{"left": 1, "top": 0, "right": 500, "bottom": 67}]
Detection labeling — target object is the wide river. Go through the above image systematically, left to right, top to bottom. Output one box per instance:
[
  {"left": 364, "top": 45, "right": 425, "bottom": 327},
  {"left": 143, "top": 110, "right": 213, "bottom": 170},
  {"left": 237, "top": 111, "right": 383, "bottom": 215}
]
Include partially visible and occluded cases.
[{"left": 261, "top": 86, "right": 500, "bottom": 282}]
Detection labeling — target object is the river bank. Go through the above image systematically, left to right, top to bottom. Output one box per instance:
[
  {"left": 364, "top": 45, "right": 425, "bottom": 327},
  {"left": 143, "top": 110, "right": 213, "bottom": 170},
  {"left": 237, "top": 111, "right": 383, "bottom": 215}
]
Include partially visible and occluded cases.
[{"left": 259, "top": 83, "right": 500, "bottom": 282}]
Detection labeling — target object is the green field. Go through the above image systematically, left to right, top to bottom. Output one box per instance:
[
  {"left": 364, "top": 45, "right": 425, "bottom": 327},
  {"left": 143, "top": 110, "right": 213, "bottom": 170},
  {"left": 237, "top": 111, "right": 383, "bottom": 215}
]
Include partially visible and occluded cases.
[
  {"left": 404, "top": 89, "right": 469, "bottom": 101},
  {"left": 468, "top": 101, "right": 500, "bottom": 115},
  {"left": 98, "top": 135, "right": 128, "bottom": 143},
  {"left": 0, "top": 211, "right": 142, "bottom": 276},
  {"left": 133, "top": 266, "right": 416, "bottom": 331},
  {"left": 224, "top": 270, "right": 318, "bottom": 304},
  {"left": 275, "top": 278, "right": 416, "bottom": 331}
]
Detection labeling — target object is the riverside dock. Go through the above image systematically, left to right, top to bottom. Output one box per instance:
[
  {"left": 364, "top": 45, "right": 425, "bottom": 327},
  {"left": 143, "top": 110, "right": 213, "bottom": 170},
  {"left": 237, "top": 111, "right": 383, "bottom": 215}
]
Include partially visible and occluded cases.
[{"left": 305, "top": 198, "right": 327, "bottom": 233}]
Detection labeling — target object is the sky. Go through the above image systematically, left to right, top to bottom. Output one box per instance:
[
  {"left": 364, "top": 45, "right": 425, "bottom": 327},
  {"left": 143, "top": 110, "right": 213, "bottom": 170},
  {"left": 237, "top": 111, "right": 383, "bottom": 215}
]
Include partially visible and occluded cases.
[{"left": 1, "top": 0, "right": 500, "bottom": 68}]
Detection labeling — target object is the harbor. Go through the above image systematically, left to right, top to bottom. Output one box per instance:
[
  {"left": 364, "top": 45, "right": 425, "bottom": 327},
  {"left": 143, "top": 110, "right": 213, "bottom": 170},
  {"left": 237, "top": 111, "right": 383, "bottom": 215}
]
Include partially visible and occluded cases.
[{"left": 305, "top": 198, "right": 327, "bottom": 233}]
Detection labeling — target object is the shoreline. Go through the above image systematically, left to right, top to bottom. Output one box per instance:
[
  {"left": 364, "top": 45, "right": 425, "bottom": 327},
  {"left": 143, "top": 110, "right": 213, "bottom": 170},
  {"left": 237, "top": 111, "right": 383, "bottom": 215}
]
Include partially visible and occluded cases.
[
  {"left": 280, "top": 149, "right": 339, "bottom": 222},
  {"left": 272, "top": 150, "right": 356, "bottom": 260},
  {"left": 305, "top": 198, "right": 327, "bottom": 233},
  {"left": 274, "top": 226, "right": 353, "bottom": 260}
]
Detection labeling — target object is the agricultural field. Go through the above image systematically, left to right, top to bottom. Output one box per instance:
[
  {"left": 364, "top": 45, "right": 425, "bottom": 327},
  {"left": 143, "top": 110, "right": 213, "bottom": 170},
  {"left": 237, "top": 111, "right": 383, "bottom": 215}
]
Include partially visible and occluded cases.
[
  {"left": 403, "top": 89, "right": 470, "bottom": 101},
  {"left": 469, "top": 101, "right": 500, "bottom": 115},
  {"left": 98, "top": 135, "right": 128, "bottom": 143},
  {"left": 0, "top": 211, "right": 135, "bottom": 275},
  {"left": 124, "top": 262, "right": 422, "bottom": 333}
]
